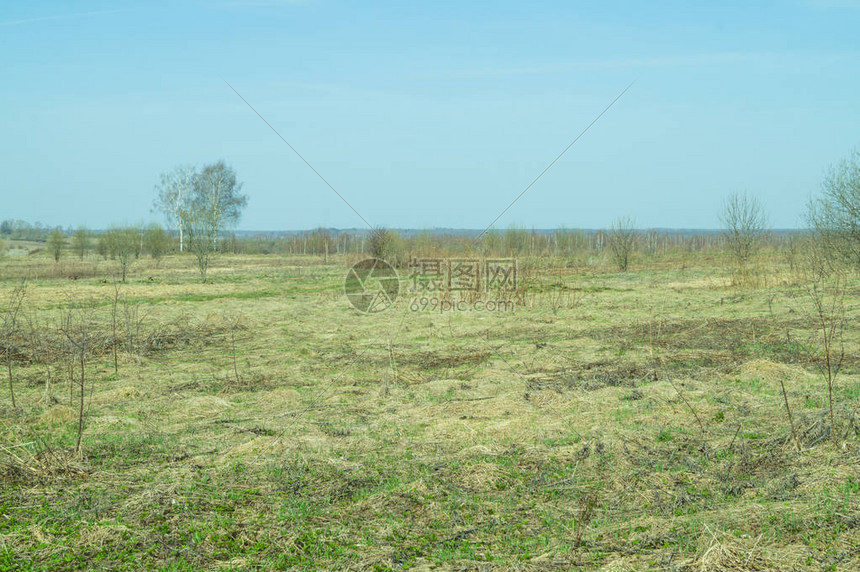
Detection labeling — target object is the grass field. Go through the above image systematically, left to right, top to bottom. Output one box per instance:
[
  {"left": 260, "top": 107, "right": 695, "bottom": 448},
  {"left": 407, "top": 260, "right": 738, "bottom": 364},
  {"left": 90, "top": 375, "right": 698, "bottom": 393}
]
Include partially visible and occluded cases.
[{"left": 1, "top": 251, "right": 858, "bottom": 570}]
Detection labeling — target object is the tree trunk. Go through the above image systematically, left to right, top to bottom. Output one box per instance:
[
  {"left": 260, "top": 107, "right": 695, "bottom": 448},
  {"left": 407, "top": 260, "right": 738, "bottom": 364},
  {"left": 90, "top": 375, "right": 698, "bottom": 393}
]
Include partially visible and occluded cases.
[
  {"left": 7, "top": 348, "right": 16, "bottom": 411},
  {"left": 76, "top": 352, "right": 85, "bottom": 453}
]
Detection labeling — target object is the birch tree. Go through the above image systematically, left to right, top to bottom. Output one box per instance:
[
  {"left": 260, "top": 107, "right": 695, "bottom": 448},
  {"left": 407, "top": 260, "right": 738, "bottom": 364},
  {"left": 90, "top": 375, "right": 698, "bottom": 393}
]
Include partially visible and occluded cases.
[
  {"left": 807, "top": 149, "right": 860, "bottom": 268},
  {"left": 183, "top": 161, "right": 247, "bottom": 281},
  {"left": 192, "top": 161, "right": 247, "bottom": 251},
  {"left": 153, "top": 166, "right": 195, "bottom": 253}
]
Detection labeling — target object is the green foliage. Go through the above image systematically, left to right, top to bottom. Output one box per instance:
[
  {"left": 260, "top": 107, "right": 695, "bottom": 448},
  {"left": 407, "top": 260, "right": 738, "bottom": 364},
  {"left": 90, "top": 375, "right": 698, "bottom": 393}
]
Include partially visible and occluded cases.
[
  {"left": 143, "top": 224, "right": 169, "bottom": 263},
  {"left": 70, "top": 227, "right": 90, "bottom": 260},
  {"left": 46, "top": 230, "right": 65, "bottom": 263}
]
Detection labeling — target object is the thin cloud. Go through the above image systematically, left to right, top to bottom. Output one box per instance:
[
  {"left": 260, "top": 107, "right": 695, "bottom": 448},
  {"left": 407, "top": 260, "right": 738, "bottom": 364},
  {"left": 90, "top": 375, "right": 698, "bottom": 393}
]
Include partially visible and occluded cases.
[{"left": 0, "top": 8, "right": 123, "bottom": 27}]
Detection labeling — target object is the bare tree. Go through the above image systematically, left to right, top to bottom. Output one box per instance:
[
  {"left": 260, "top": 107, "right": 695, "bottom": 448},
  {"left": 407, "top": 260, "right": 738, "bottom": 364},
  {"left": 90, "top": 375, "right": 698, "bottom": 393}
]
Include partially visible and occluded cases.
[
  {"left": 806, "top": 149, "right": 860, "bottom": 268},
  {"left": 154, "top": 165, "right": 195, "bottom": 253},
  {"left": 720, "top": 192, "right": 768, "bottom": 276},
  {"left": 184, "top": 210, "right": 216, "bottom": 282},
  {"left": 606, "top": 216, "right": 636, "bottom": 271},
  {"left": 103, "top": 227, "right": 139, "bottom": 282},
  {"left": 368, "top": 227, "right": 403, "bottom": 264},
  {"left": 805, "top": 275, "right": 846, "bottom": 448},
  {"left": 111, "top": 281, "right": 121, "bottom": 374},
  {"left": 2, "top": 282, "right": 26, "bottom": 412},
  {"left": 61, "top": 299, "right": 95, "bottom": 454},
  {"left": 24, "top": 309, "right": 54, "bottom": 404}
]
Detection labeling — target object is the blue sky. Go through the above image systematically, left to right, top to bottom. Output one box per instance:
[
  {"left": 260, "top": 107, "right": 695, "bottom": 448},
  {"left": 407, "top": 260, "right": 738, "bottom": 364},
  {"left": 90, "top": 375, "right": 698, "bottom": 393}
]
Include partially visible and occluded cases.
[{"left": 2, "top": 1, "right": 859, "bottom": 231}]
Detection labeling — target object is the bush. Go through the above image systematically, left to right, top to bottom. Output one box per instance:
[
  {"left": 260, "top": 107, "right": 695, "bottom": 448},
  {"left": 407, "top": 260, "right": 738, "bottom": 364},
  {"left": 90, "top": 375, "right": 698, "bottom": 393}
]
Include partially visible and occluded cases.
[{"left": 368, "top": 227, "right": 404, "bottom": 265}]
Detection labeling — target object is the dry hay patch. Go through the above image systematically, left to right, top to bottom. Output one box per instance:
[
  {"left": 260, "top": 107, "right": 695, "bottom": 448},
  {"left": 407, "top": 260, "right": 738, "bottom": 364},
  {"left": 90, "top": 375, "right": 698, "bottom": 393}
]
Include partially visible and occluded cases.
[
  {"left": 664, "top": 277, "right": 725, "bottom": 290},
  {"left": 737, "top": 358, "right": 815, "bottom": 385},
  {"left": 96, "top": 385, "right": 144, "bottom": 403},
  {"left": 255, "top": 387, "right": 302, "bottom": 411},
  {"left": 523, "top": 387, "right": 572, "bottom": 412},
  {"left": 415, "top": 391, "right": 534, "bottom": 441},
  {"left": 169, "top": 395, "right": 232, "bottom": 422},
  {"left": 38, "top": 405, "right": 77, "bottom": 425},
  {"left": 90, "top": 415, "right": 140, "bottom": 429},
  {"left": 220, "top": 436, "right": 281, "bottom": 460},
  {"left": 455, "top": 444, "right": 498, "bottom": 459},
  {"left": 0, "top": 445, "right": 87, "bottom": 485},
  {"left": 449, "top": 462, "right": 506, "bottom": 492},
  {"left": 356, "top": 477, "right": 444, "bottom": 522},
  {"left": 119, "top": 482, "right": 183, "bottom": 515},
  {"left": 77, "top": 523, "right": 132, "bottom": 551},
  {"left": 680, "top": 526, "right": 808, "bottom": 571},
  {"left": 599, "top": 555, "right": 645, "bottom": 571}
]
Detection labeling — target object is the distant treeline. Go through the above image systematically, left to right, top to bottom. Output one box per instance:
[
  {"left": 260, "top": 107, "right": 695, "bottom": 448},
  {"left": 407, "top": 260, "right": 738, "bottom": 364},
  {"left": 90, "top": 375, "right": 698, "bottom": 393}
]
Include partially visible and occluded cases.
[
  {"left": 0, "top": 220, "right": 62, "bottom": 241},
  {"left": 1, "top": 220, "right": 807, "bottom": 259},
  {"left": 218, "top": 226, "right": 807, "bottom": 262}
]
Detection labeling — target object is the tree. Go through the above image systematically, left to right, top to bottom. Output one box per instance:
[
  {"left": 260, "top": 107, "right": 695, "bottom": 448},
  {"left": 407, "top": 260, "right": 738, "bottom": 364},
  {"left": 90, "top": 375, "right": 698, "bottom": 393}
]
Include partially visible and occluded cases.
[
  {"left": 806, "top": 149, "right": 860, "bottom": 268},
  {"left": 183, "top": 161, "right": 247, "bottom": 282},
  {"left": 193, "top": 161, "right": 247, "bottom": 251},
  {"left": 154, "top": 165, "right": 195, "bottom": 253},
  {"left": 720, "top": 192, "right": 768, "bottom": 271},
  {"left": 606, "top": 216, "right": 636, "bottom": 271},
  {"left": 144, "top": 224, "right": 169, "bottom": 264},
  {"left": 503, "top": 225, "right": 528, "bottom": 256},
  {"left": 70, "top": 227, "right": 91, "bottom": 260},
  {"left": 104, "top": 227, "right": 139, "bottom": 282},
  {"left": 367, "top": 227, "right": 403, "bottom": 265},
  {"left": 46, "top": 229, "right": 65, "bottom": 262},
  {"left": 97, "top": 233, "right": 113, "bottom": 260},
  {"left": 2, "top": 283, "right": 26, "bottom": 412},
  {"left": 60, "top": 297, "right": 95, "bottom": 453}
]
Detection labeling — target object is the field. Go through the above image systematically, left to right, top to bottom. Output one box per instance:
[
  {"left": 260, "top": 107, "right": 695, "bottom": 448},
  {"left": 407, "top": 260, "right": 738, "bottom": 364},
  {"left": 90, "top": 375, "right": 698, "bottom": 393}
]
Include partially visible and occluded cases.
[{"left": 1, "top": 250, "right": 859, "bottom": 571}]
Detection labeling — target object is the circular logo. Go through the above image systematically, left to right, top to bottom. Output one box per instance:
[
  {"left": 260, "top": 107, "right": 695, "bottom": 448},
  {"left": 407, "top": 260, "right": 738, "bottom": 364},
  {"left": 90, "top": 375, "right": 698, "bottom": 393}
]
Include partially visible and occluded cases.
[{"left": 344, "top": 258, "right": 400, "bottom": 313}]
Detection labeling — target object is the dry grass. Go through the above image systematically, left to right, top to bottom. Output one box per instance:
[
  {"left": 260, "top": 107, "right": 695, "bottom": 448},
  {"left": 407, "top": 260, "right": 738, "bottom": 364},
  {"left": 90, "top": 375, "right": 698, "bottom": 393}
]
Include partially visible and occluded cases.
[{"left": 0, "top": 252, "right": 858, "bottom": 570}]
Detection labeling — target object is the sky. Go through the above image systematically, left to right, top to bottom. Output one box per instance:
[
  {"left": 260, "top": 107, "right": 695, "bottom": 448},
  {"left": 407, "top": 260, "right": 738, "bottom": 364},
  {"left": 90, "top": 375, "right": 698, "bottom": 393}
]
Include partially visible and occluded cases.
[{"left": 1, "top": 1, "right": 859, "bottom": 231}]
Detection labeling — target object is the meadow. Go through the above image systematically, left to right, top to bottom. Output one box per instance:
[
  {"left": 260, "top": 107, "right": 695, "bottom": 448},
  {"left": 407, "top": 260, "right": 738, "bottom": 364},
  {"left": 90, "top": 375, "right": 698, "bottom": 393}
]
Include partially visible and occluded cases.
[{"left": 0, "top": 246, "right": 858, "bottom": 571}]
